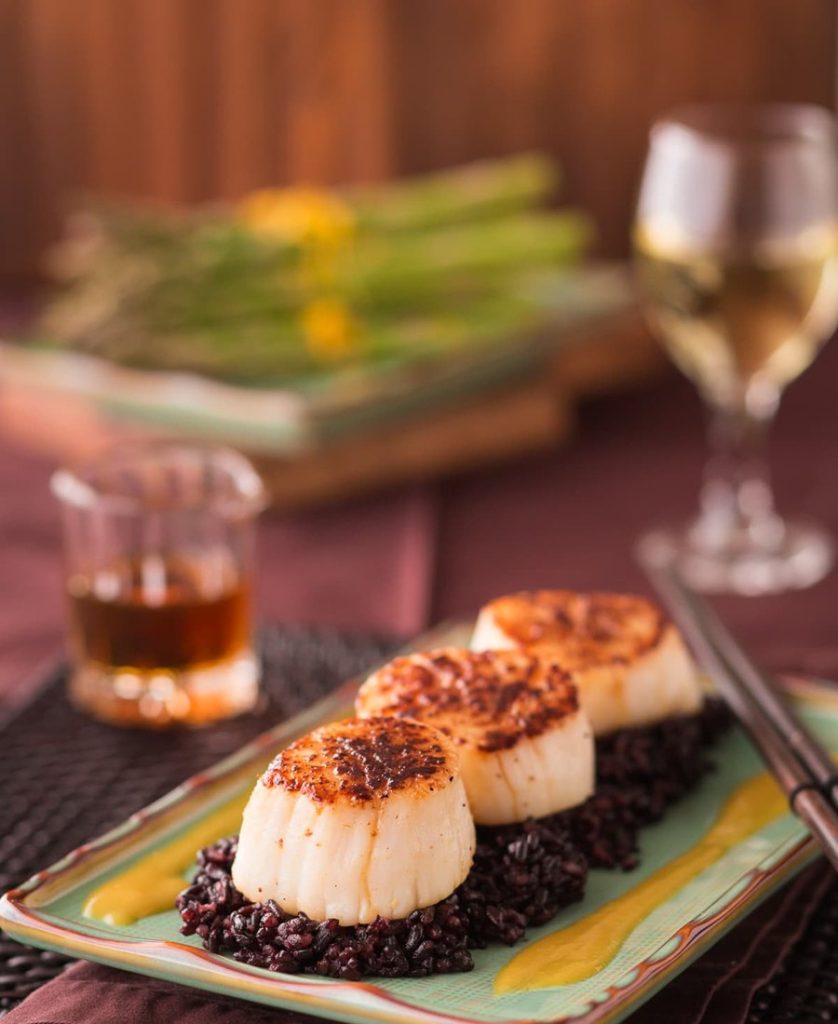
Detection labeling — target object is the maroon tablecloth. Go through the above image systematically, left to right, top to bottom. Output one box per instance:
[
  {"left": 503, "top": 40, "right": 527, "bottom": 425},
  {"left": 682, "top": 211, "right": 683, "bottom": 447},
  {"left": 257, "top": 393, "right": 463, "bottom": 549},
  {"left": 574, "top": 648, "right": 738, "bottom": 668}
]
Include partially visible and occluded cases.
[
  {"left": 2, "top": 341, "right": 837, "bottom": 1023},
  {"left": 3, "top": 344, "right": 836, "bottom": 700}
]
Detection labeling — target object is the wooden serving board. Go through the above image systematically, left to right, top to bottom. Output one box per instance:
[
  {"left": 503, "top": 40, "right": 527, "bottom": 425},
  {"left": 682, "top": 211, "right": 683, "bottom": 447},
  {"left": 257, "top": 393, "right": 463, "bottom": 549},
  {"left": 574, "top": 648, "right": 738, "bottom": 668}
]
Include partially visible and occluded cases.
[{"left": 0, "top": 312, "right": 661, "bottom": 510}]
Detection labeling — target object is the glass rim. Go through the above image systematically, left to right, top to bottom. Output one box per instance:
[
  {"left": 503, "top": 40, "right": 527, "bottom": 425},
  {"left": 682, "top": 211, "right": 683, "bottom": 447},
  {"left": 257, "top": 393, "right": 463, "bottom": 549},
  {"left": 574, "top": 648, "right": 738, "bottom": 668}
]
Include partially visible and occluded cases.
[
  {"left": 650, "top": 102, "right": 837, "bottom": 150},
  {"left": 50, "top": 440, "right": 268, "bottom": 519}
]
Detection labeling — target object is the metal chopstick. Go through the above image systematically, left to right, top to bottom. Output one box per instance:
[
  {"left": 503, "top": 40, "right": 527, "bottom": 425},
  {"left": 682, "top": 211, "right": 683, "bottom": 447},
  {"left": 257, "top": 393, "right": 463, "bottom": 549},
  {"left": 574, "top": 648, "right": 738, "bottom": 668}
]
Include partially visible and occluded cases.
[
  {"left": 638, "top": 544, "right": 838, "bottom": 871},
  {"left": 648, "top": 556, "right": 837, "bottom": 801}
]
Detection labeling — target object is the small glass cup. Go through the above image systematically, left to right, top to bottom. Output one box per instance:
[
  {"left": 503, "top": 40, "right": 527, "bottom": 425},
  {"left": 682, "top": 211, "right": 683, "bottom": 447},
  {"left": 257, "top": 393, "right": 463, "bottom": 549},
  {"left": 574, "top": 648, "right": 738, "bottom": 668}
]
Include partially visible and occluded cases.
[{"left": 51, "top": 441, "right": 267, "bottom": 727}]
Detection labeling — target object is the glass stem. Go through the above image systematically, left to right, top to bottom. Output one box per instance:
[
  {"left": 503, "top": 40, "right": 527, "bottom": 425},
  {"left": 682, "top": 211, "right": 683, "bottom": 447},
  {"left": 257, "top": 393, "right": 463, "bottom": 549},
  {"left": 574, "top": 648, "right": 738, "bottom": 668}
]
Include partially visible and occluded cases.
[{"left": 695, "top": 392, "right": 783, "bottom": 552}]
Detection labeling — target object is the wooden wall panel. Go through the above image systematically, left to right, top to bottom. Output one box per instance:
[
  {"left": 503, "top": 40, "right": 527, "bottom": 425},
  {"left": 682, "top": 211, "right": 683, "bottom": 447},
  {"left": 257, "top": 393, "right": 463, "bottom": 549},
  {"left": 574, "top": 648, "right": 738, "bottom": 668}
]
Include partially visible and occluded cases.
[
  {"left": 0, "top": 0, "right": 52, "bottom": 284},
  {"left": 1, "top": 0, "right": 835, "bottom": 282},
  {"left": 215, "top": 0, "right": 279, "bottom": 198},
  {"left": 387, "top": 0, "right": 837, "bottom": 254}
]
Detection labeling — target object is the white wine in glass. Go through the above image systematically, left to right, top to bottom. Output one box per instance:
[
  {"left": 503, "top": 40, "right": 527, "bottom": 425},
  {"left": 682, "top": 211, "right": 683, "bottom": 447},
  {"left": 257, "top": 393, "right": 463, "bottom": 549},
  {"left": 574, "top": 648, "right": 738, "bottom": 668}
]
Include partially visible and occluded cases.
[{"left": 634, "top": 105, "right": 838, "bottom": 594}]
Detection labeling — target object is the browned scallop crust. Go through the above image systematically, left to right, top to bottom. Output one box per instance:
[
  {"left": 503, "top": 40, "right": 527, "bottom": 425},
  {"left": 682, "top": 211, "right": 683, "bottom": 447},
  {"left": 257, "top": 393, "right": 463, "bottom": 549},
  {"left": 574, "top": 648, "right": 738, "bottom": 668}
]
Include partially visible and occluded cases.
[
  {"left": 485, "top": 591, "right": 666, "bottom": 667},
  {"left": 357, "top": 649, "right": 579, "bottom": 753},
  {"left": 261, "top": 716, "right": 457, "bottom": 804}
]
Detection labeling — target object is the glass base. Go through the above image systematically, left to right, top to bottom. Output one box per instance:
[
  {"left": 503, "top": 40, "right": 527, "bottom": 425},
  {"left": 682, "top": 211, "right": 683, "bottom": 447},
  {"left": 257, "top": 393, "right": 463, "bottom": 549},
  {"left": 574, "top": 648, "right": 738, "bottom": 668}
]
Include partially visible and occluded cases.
[
  {"left": 637, "top": 518, "right": 834, "bottom": 596},
  {"left": 68, "top": 651, "right": 261, "bottom": 728}
]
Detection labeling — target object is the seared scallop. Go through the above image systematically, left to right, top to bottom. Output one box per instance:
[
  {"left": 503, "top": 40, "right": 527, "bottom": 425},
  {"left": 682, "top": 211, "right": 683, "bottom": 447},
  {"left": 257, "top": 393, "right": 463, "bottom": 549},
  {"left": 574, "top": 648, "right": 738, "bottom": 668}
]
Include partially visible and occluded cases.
[
  {"left": 472, "top": 590, "right": 703, "bottom": 736},
  {"left": 356, "top": 648, "right": 594, "bottom": 826},
  {"left": 231, "top": 716, "right": 475, "bottom": 926}
]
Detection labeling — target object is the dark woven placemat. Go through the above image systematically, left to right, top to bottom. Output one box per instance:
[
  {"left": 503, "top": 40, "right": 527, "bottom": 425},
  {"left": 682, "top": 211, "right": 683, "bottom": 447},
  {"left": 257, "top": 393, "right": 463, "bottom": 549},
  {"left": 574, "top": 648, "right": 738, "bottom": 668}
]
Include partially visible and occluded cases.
[
  {"left": 0, "top": 624, "right": 836, "bottom": 1022},
  {"left": 0, "top": 624, "right": 399, "bottom": 1011},
  {"left": 747, "top": 878, "right": 838, "bottom": 1023}
]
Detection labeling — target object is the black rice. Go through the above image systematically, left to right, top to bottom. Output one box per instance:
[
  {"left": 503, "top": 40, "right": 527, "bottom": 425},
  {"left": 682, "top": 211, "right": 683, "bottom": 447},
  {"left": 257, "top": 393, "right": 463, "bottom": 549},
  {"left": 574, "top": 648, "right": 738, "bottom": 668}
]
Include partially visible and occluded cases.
[
  {"left": 555, "top": 697, "right": 732, "bottom": 870},
  {"left": 176, "top": 699, "right": 730, "bottom": 978},
  {"left": 458, "top": 816, "right": 587, "bottom": 946},
  {"left": 177, "top": 841, "right": 473, "bottom": 979}
]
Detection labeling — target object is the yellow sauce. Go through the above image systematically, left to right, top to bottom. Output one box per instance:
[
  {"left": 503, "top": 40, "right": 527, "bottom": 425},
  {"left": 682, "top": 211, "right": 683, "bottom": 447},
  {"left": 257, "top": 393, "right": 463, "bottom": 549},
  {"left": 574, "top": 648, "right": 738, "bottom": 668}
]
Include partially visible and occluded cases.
[
  {"left": 495, "top": 772, "right": 786, "bottom": 994},
  {"left": 83, "top": 793, "right": 248, "bottom": 925}
]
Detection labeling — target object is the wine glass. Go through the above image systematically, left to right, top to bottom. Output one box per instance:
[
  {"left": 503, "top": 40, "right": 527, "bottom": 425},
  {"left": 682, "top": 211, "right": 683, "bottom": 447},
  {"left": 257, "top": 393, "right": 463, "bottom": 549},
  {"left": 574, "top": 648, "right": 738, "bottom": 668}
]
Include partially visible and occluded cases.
[{"left": 634, "top": 104, "right": 838, "bottom": 594}]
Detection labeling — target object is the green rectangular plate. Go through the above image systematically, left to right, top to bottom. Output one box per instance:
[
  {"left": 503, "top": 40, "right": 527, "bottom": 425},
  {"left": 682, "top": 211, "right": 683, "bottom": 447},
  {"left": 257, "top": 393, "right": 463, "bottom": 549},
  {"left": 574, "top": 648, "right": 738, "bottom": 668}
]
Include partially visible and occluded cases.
[{"left": 1, "top": 622, "right": 834, "bottom": 1024}]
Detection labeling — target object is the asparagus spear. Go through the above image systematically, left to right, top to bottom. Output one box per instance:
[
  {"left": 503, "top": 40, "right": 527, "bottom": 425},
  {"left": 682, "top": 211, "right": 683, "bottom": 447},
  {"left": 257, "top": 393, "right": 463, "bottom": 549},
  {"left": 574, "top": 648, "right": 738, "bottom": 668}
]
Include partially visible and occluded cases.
[
  {"left": 345, "top": 153, "right": 558, "bottom": 232},
  {"left": 37, "top": 154, "right": 597, "bottom": 385}
]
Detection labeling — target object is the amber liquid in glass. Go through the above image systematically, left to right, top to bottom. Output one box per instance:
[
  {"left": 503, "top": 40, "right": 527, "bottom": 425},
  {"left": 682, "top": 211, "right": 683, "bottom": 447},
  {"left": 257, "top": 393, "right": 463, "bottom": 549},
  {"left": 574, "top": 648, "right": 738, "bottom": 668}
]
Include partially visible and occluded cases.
[{"left": 67, "top": 553, "right": 256, "bottom": 726}]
